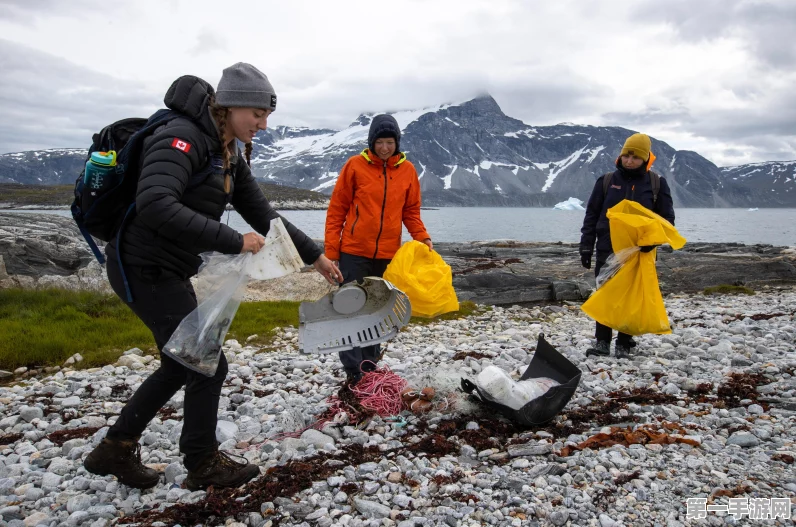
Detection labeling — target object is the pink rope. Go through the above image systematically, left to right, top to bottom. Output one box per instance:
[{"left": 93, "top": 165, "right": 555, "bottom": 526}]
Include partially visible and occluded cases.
[
  {"left": 250, "top": 365, "right": 409, "bottom": 447},
  {"left": 349, "top": 365, "right": 408, "bottom": 417}
]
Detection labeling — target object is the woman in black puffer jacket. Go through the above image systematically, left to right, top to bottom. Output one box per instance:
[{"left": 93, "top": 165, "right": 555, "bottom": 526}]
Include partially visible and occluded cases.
[{"left": 84, "top": 63, "right": 342, "bottom": 491}]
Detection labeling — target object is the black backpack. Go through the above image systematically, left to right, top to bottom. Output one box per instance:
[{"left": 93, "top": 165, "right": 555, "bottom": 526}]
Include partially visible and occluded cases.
[
  {"left": 71, "top": 109, "right": 216, "bottom": 265},
  {"left": 602, "top": 170, "right": 660, "bottom": 207}
]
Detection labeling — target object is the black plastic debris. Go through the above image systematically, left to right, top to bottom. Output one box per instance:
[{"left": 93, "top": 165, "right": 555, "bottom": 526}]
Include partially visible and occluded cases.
[{"left": 461, "top": 334, "right": 581, "bottom": 427}]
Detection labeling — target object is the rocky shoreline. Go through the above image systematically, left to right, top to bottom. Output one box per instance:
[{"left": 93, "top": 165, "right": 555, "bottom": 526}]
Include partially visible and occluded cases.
[
  {"left": 2, "top": 213, "right": 796, "bottom": 306},
  {"left": 441, "top": 241, "right": 796, "bottom": 305}
]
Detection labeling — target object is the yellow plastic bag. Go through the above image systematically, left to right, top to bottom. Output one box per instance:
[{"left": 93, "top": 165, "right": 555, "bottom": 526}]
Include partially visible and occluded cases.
[
  {"left": 581, "top": 200, "right": 686, "bottom": 335},
  {"left": 383, "top": 241, "right": 460, "bottom": 318}
]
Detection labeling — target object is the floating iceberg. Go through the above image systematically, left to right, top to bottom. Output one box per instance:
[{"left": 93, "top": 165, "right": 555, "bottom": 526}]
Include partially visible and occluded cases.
[
  {"left": 554, "top": 197, "right": 585, "bottom": 211},
  {"left": 747, "top": 207, "right": 759, "bottom": 211}
]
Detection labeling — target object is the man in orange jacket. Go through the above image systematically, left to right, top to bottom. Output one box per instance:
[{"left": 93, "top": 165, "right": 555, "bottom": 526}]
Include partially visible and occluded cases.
[{"left": 325, "top": 114, "right": 432, "bottom": 384}]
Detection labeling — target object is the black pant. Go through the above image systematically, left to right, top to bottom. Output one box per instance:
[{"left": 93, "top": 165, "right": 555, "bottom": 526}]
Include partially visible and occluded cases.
[
  {"left": 337, "top": 252, "right": 391, "bottom": 375},
  {"left": 594, "top": 253, "right": 633, "bottom": 345},
  {"left": 105, "top": 258, "right": 226, "bottom": 470}
]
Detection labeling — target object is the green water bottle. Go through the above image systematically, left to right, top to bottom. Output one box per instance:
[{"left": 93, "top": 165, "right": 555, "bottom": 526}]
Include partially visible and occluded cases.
[
  {"left": 84, "top": 150, "right": 117, "bottom": 191},
  {"left": 82, "top": 151, "right": 118, "bottom": 211}
]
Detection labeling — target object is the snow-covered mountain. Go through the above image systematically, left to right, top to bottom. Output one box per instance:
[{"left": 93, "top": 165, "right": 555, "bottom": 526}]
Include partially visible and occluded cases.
[
  {"left": 2, "top": 95, "right": 794, "bottom": 207},
  {"left": 249, "top": 95, "right": 730, "bottom": 207},
  {"left": 0, "top": 149, "right": 86, "bottom": 186},
  {"left": 719, "top": 161, "right": 796, "bottom": 207}
]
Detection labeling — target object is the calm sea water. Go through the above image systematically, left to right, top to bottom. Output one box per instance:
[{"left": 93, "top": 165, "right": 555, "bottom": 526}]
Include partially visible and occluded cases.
[{"left": 8, "top": 208, "right": 796, "bottom": 246}]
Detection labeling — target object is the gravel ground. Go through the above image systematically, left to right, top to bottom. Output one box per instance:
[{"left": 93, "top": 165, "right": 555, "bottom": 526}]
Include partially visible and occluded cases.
[{"left": 1, "top": 287, "right": 794, "bottom": 527}]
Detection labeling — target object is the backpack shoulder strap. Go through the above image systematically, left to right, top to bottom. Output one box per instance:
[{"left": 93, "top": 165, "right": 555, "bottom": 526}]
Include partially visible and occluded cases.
[
  {"left": 114, "top": 109, "right": 182, "bottom": 170},
  {"left": 186, "top": 153, "right": 222, "bottom": 189},
  {"left": 650, "top": 171, "right": 660, "bottom": 205},
  {"left": 601, "top": 172, "right": 613, "bottom": 197}
]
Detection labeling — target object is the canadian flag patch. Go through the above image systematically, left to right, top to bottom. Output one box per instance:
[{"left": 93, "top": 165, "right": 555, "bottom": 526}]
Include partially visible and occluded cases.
[{"left": 171, "top": 138, "right": 191, "bottom": 153}]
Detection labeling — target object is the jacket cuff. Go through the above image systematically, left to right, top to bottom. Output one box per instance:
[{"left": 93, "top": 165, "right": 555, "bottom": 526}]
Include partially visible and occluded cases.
[
  {"left": 412, "top": 231, "right": 431, "bottom": 243},
  {"left": 300, "top": 245, "right": 323, "bottom": 266}
]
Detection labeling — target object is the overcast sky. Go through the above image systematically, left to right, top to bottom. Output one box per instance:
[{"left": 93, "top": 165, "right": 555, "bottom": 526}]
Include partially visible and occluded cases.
[{"left": 1, "top": 0, "right": 794, "bottom": 166}]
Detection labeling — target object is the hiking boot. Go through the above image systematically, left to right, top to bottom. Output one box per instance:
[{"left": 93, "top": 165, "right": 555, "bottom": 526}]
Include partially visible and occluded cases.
[
  {"left": 627, "top": 338, "right": 637, "bottom": 348},
  {"left": 585, "top": 340, "right": 611, "bottom": 357},
  {"left": 615, "top": 343, "right": 631, "bottom": 359},
  {"left": 345, "top": 371, "right": 363, "bottom": 386},
  {"left": 84, "top": 437, "right": 160, "bottom": 489},
  {"left": 185, "top": 450, "right": 260, "bottom": 491}
]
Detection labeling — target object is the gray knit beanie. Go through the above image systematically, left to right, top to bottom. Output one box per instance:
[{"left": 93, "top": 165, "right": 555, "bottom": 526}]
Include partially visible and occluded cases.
[{"left": 216, "top": 62, "right": 277, "bottom": 111}]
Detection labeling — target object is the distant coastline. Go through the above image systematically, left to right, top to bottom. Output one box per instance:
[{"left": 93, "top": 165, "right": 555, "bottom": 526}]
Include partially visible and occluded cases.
[
  {"left": 0, "top": 182, "right": 330, "bottom": 211},
  {"left": 0, "top": 203, "right": 330, "bottom": 211},
  {"left": 0, "top": 204, "right": 71, "bottom": 210}
]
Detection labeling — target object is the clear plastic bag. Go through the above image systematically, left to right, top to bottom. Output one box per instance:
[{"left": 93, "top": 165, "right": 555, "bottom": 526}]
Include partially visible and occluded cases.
[
  {"left": 162, "top": 218, "right": 304, "bottom": 376},
  {"left": 595, "top": 246, "right": 640, "bottom": 290},
  {"left": 162, "top": 252, "right": 252, "bottom": 376},
  {"left": 476, "top": 366, "right": 560, "bottom": 411}
]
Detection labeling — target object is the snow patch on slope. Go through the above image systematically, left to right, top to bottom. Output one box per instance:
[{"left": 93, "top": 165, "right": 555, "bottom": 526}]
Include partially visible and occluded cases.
[
  {"left": 540, "top": 146, "right": 589, "bottom": 192},
  {"left": 443, "top": 165, "right": 457, "bottom": 190}
]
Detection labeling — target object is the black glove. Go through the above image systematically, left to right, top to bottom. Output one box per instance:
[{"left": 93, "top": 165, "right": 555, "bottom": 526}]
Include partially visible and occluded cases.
[
  {"left": 639, "top": 245, "right": 657, "bottom": 253},
  {"left": 580, "top": 251, "right": 592, "bottom": 269}
]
